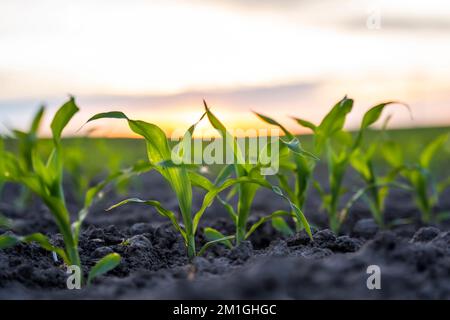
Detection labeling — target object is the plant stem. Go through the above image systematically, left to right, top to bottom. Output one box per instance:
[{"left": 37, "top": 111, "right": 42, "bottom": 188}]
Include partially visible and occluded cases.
[
  {"left": 329, "top": 211, "right": 340, "bottom": 234},
  {"left": 294, "top": 212, "right": 303, "bottom": 232},
  {"left": 235, "top": 227, "right": 245, "bottom": 246},
  {"left": 187, "top": 234, "right": 196, "bottom": 260}
]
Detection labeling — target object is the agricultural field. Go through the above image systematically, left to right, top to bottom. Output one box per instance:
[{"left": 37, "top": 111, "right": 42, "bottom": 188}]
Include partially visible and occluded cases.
[{"left": 0, "top": 98, "right": 449, "bottom": 299}]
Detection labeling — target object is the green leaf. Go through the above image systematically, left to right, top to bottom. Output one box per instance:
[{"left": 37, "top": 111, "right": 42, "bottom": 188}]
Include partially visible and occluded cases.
[
  {"left": 51, "top": 97, "right": 79, "bottom": 141},
  {"left": 314, "top": 97, "right": 353, "bottom": 153},
  {"left": 318, "top": 97, "right": 353, "bottom": 136},
  {"left": 204, "top": 101, "right": 246, "bottom": 167},
  {"left": 354, "top": 102, "right": 408, "bottom": 149},
  {"left": 361, "top": 102, "right": 403, "bottom": 130},
  {"left": 30, "top": 106, "right": 46, "bottom": 135},
  {"left": 86, "top": 111, "right": 128, "bottom": 123},
  {"left": 173, "top": 111, "right": 206, "bottom": 163},
  {"left": 87, "top": 112, "right": 194, "bottom": 238},
  {"left": 254, "top": 112, "right": 293, "bottom": 138},
  {"left": 254, "top": 112, "right": 318, "bottom": 160},
  {"left": 291, "top": 117, "right": 317, "bottom": 132},
  {"left": 420, "top": 133, "right": 449, "bottom": 169},
  {"left": 281, "top": 137, "right": 319, "bottom": 160},
  {"left": 381, "top": 141, "right": 404, "bottom": 168},
  {"left": 350, "top": 150, "right": 371, "bottom": 181},
  {"left": 156, "top": 160, "right": 198, "bottom": 170},
  {"left": 214, "top": 164, "right": 235, "bottom": 186},
  {"left": 189, "top": 171, "right": 215, "bottom": 191},
  {"left": 276, "top": 173, "right": 296, "bottom": 204},
  {"left": 193, "top": 176, "right": 271, "bottom": 233},
  {"left": 437, "top": 176, "right": 450, "bottom": 195},
  {"left": 272, "top": 186, "right": 313, "bottom": 240},
  {"left": 338, "top": 187, "right": 370, "bottom": 225},
  {"left": 216, "top": 196, "right": 238, "bottom": 223},
  {"left": 245, "top": 210, "right": 293, "bottom": 239},
  {"left": 0, "top": 214, "right": 13, "bottom": 230},
  {"left": 272, "top": 217, "right": 294, "bottom": 236},
  {"left": 203, "top": 227, "right": 232, "bottom": 249},
  {"left": 0, "top": 233, "right": 69, "bottom": 263},
  {"left": 23, "top": 233, "right": 69, "bottom": 263},
  {"left": 0, "top": 234, "right": 19, "bottom": 248},
  {"left": 197, "top": 235, "right": 235, "bottom": 257},
  {"left": 87, "top": 253, "right": 121, "bottom": 285}
]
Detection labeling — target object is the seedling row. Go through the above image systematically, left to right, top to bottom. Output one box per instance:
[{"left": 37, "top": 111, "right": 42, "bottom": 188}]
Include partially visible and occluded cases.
[{"left": 0, "top": 96, "right": 449, "bottom": 287}]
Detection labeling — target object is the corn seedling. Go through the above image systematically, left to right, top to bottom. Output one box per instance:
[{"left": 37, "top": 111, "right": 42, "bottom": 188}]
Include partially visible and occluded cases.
[
  {"left": 292, "top": 97, "right": 403, "bottom": 233},
  {"left": 0, "top": 98, "right": 124, "bottom": 285},
  {"left": 203, "top": 101, "right": 313, "bottom": 247},
  {"left": 5, "top": 106, "right": 45, "bottom": 208},
  {"left": 85, "top": 110, "right": 259, "bottom": 259},
  {"left": 254, "top": 112, "right": 318, "bottom": 234},
  {"left": 349, "top": 117, "right": 405, "bottom": 227},
  {"left": 382, "top": 133, "right": 450, "bottom": 223},
  {"left": 350, "top": 147, "right": 398, "bottom": 228}
]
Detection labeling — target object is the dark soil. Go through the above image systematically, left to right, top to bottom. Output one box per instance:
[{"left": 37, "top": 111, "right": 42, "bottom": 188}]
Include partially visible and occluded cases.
[{"left": 0, "top": 171, "right": 449, "bottom": 299}]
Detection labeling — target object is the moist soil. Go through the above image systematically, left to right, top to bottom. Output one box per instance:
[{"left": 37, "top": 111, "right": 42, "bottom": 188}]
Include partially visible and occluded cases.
[{"left": 0, "top": 171, "right": 449, "bottom": 299}]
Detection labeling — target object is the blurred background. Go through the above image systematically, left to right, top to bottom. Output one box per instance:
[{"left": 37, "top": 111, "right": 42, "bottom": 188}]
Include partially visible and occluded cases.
[{"left": 0, "top": 0, "right": 449, "bottom": 137}]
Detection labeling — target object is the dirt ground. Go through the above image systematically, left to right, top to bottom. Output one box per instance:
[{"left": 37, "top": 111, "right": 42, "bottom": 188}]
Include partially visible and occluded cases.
[{"left": 1, "top": 171, "right": 449, "bottom": 299}]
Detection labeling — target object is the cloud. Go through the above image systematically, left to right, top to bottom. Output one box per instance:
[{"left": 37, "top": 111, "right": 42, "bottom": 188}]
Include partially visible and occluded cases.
[
  {"left": 0, "top": 81, "right": 319, "bottom": 129},
  {"left": 74, "top": 81, "right": 320, "bottom": 112}
]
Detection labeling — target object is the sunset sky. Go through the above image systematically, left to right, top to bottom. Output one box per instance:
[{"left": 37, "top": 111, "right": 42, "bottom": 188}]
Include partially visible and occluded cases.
[{"left": 0, "top": 0, "right": 449, "bottom": 137}]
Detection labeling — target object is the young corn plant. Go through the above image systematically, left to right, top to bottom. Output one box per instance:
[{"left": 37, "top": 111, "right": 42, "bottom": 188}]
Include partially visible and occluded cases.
[
  {"left": 293, "top": 97, "right": 402, "bottom": 233},
  {"left": 0, "top": 98, "right": 122, "bottom": 285},
  {"left": 202, "top": 102, "right": 313, "bottom": 247},
  {"left": 6, "top": 106, "right": 45, "bottom": 208},
  {"left": 85, "top": 110, "right": 273, "bottom": 259},
  {"left": 253, "top": 112, "right": 318, "bottom": 234},
  {"left": 349, "top": 117, "right": 405, "bottom": 227},
  {"left": 382, "top": 133, "right": 450, "bottom": 223},
  {"left": 350, "top": 146, "right": 399, "bottom": 228}
]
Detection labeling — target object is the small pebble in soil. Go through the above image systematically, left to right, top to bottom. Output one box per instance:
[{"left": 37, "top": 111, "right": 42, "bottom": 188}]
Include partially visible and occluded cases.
[
  {"left": 411, "top": 227, "right": 440, "bottom": 243},
  {"left": 314, "top": 229, "right": 337, "bottom": 243},
  {"left": 286, "top": 230, "right": 312, "bottom": 247},
  {"left": 128, "top": 235, "right": 152, "bottom": 250},
  {"left": 333, "top": 236, "right": 363, "bottom": 253},
  {"left": 266, "top": 240, "right": 290, "bottom": 257},
  {"left": 228, "top": 241, "right": 253, "bottom": 262},
  {"left": 92, "top": 246, "right": 114, "bottom": 258}
]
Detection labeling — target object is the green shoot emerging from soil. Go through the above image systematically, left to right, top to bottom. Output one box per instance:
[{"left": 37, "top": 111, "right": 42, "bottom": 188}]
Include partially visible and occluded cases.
[
  {"left": 292, "top": 97, "right": 403, "bottom": 233},
  {"left": 0, "top": 98, "right": 122, "bottom": 286},
  {"left": 203, "top": 102, "right": 313, "bottom": 247},
  {"left": 7, "top": 106, "right": 45, "bottom": 209},
  {"left": 85, "top": 110, "right": 258, "bottom": 259},
  {"left": 254, "top": 112, "right": 318, "bottom": 234},
  {"left": 349, "top": 117, "right": 403, "bottom": 227},
  {"left": 382, "top": 133, "right": 450, "bottom": 223}
]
